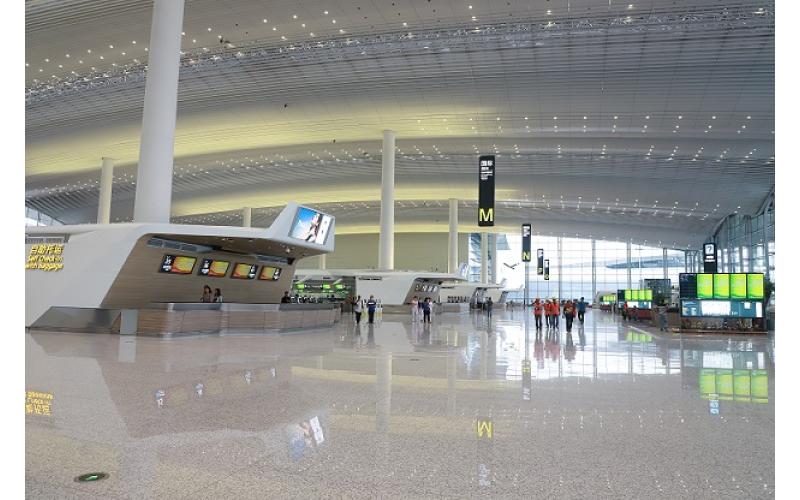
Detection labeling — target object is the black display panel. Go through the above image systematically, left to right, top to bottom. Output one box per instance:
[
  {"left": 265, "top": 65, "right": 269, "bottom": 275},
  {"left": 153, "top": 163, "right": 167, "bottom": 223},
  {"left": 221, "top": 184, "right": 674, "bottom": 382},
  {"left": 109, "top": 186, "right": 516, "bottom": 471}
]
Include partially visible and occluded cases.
[
  {"left": 478, "top": 155, "right": 495, "bottom": 227},
  {"left": 521, "top": 224, "right": 531, "bottom": 262},
  {"left": 536, "top": 249, "right": 544, "bottom": 275},
  {"left": 544, "top": 259, "right": 550, "bottom": 281},
  {"left": 679, "top": 273, "right": 698, "bottom": 298}
]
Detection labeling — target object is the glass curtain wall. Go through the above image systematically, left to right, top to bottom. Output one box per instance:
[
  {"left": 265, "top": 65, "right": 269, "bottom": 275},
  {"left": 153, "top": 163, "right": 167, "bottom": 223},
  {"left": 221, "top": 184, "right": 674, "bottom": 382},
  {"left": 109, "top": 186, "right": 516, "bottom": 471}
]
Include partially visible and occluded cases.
[{"left": 710, "top": 198, "right": 775, "bottom": 281}]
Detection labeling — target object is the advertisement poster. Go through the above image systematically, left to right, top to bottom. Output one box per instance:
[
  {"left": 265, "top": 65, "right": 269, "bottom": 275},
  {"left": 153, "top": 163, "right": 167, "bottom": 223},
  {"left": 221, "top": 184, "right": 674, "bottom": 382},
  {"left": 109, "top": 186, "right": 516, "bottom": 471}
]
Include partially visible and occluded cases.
[
  {"left": 290, "top": 207, "right": 333, "bottom": 245},
  {"left": 159, "top": 255, "right": 196, "bottom": 274},
  {"left": 713, "top": 273, "right": 730, "bottom": 299},
  {"left": 697, "top": 274, "right": 714, "bottom": 299}
]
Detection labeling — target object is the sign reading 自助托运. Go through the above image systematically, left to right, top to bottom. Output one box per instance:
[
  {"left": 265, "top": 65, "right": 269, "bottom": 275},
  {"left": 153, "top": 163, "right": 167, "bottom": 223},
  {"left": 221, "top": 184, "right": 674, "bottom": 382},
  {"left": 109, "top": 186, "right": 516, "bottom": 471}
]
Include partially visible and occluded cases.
[
  {"left": 478, "top": 155, "right": 495, "bottom": 226},
  {"left": 25, "top": 244, "right": 64, "bottom": 271}
]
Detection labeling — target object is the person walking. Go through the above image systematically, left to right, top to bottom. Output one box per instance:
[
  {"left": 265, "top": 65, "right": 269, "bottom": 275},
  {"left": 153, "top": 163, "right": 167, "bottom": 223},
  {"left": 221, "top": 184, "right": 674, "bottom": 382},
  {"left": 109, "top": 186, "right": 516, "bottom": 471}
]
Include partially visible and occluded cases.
[
  {"left": 353, "top": 295, "right": 363, "bottom": 324},
  {"left": 366, "top": 295, "right": 377, "bottom": 324},
  {"left": 411, "top": 296, "right": 420, "bottom": 322},
  {"left": 486, "top": 297, "right": 494, "bottom": 318},
  {"left": 577, "top": 297, "right": 586, "bottom": 323},
  {"left": 533, "top": 298, "right": 543, "bottom": 330},
  {"left": 552, "top": 299, "right": 561, "bottom": 330},
  {"left": 563, "top": 299, "right": 575, "bottom": 333}
]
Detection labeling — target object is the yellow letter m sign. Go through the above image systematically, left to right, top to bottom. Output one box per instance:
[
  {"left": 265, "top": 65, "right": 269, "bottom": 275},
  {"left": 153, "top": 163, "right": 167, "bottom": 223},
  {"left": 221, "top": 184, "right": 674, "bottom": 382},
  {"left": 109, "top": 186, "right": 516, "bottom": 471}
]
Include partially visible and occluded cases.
[
  {"left": 479, "top": 207, "right": 494, "bottom": 223},
  {"left": 476, "top": 418, "right": 493, "bottom": 439}
]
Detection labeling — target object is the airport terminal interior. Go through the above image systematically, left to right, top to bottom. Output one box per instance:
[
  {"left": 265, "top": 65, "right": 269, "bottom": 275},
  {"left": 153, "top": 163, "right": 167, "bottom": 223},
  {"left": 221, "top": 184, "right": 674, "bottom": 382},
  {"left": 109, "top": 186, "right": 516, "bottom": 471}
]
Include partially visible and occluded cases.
[{"left": 24, "top": 0, "right": 776, "bottom": 498}]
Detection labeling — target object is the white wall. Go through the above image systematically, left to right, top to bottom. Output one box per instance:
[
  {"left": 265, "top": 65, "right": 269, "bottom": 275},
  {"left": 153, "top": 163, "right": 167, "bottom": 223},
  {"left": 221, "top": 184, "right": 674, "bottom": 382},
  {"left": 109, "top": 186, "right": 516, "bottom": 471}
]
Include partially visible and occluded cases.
[{"left": 296, "top": 233, "right": 469, "bottom": 271}]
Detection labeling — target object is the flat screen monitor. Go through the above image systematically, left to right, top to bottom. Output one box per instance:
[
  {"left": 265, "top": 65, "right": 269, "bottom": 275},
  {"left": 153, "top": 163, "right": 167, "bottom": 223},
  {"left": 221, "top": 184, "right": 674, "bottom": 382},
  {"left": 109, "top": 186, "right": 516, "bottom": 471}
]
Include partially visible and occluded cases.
[
  {"left": 289, "top": 207, "right": 333, "bottom": 245},
  {"left": 159, "top": 254, "right": 197, "bottom": 274},
  {"left": 198, "top": 259, "right": 230, "bottom": 277},
  {"left": 231, "top": 263, "right": 258, "bottom": 279},
  {"left": 258, "top": 266, "right": 282, "bottom": 281},
  {"left": 679, "top": 273, "right": 697, "bottom": 298},
  {"left": 713, "top": 273, "right": 730, "bottom": 299},
  {"left": 730, "top": 273, "right": 747, "bottom": 299},
  {"left": 747, "top": 273, "right": 764, "bottom": 299},
  {"left": 697, "top": 274, "right": 714, "bottom": 299},
  {"left": 644, "top": 289, "right": 653, "bottom": 301},
  {"left": 624, "top": 290, "right": 632, "bottom": 301}
]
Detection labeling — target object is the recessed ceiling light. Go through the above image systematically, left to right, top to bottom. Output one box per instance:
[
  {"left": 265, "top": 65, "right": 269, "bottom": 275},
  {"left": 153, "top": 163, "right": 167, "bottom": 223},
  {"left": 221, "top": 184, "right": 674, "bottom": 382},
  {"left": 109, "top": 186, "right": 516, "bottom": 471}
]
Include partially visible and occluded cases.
[
  {"left": 292, "top": 14, "right": 298, "bottom": 19},
  {"left": 263, "top": 19, "right": 268, "bottom": 23}
]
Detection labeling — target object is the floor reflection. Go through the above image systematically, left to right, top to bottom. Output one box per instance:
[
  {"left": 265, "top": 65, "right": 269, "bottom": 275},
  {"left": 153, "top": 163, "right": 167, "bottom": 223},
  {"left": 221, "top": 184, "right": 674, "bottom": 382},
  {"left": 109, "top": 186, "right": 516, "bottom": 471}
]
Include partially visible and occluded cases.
[{"left": 26, "top": 309, "right": 774, "bottom": 498}]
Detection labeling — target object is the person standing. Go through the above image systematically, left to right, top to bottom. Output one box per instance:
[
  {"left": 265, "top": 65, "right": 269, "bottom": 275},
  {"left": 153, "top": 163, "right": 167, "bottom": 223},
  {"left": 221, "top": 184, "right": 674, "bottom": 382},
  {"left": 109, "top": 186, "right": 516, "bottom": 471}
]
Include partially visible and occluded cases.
[
  {"left": 201, "top": 285, "right": 213, "bottom": 303},
  {"left": 213, "top": 288, "right": 223, "bottom": 303},
  {"left": 281, "top": 291, "right": 292, "bottom": 304},
  {"left": 353, "top": 295, "right": 363, "bottom": 324},
  {"left": 366, "top": 295, "right": 378, "bottom": 324},
  {"left": 411, "top": 296, "right": 420, "bottom": 322},
  {"left": 422, "top": 297, "right": 432, "bottom": 323},
  {"left": 486, "top": 297, "right": 493, "bottom": 318},
  {"left": 577, "top": 297, "right": 586, "bottom": 323},
  {"left": 533, "top": 298, "right": 543, "bottom": 330},
  {"left": 553, "top": 299, "right": 561, "bottom": 329},
  {"left": 563, "top": 299, "right": 575, "bottom": 333}
]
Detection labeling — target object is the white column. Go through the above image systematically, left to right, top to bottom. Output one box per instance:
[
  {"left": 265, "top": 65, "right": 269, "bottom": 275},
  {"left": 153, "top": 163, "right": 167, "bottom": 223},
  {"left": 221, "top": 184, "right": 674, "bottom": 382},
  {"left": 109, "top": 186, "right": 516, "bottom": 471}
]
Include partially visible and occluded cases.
[
  {"left": 133, "top": 0, "right": 185, "bottom": 223},
  {"left": 378, "top": 130, "right": 396, "bottom": 270},
  {"left": 97, "top": 157, "right": 114, "bottom": 224},
  {"left": 448, "top": 198, "right": 459, "bottom": 274},
  {"left": 242, "top": 207, "right": 252, "bottom": 227},
  {"left": 480, "top": 232, "right": 488, "bottom": 283},
  {"left": 490, "top": 234, "right": 498, "bottom": 284},
  {"left": 557, "top": 237, "right": 563, "bottom": 300},
  {"left": 591, "top": 239, "right": 597, "bottom": 302},
  {"left": 626, "top": 241, "right": 633, "bottom": 289},
  {"left": 663, "top": 248, "right": 668, "bottom": 280},
  {"left": 319, "top": 253, "right": 327, "bottom": 270}
]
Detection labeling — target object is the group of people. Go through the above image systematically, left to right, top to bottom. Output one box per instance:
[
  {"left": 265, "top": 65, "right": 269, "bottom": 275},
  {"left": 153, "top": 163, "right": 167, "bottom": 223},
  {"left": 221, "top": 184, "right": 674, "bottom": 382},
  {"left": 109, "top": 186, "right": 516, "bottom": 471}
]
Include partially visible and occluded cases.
[
  {"left": 201, "top": 285, "right": 223, "bottom": 303},
  {"left": 351, "top": 295, "right": 379, "bottom": 324},
  {"left": 410, "top": 296, "right": 434, "bottom": 323},
  {"left": 531, "top": 297, "right": 587, "bottom": 333}
]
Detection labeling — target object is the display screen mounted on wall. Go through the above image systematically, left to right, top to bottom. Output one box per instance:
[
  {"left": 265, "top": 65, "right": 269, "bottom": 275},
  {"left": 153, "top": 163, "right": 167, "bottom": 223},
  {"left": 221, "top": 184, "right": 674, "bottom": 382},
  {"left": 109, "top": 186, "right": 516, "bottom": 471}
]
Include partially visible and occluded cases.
[
  {"left": 478, "top": 155, "right": 495, "bottom": 227},
  {"left": 289, "top": 207, "right": 333, "bottom": 245},
  {"left": 521, "top": 224, "right": 531, "bottom": 262},
  {"left": 159, "top": 255, "right": 197, "bottom": 274},
  {"left": 198, "top": 259, "right": 230, "bottom": 277},
  {"left": 231, "top": 263, "right": 258, "bottom": 279},
  {"left": 258, "top": 266, "right": 282, "bottom": 281},
  {"left": 713, "top": 273, "right": 730, "bottom": 299},
  {"left": 747, "top": 273, "right": 764, "bottom": 299},
  {"left": 697, "top": 274, "right": 714, "bottom": 299},
  {"left": 730, "top": 274, "right": 747, "bottom": 299}
]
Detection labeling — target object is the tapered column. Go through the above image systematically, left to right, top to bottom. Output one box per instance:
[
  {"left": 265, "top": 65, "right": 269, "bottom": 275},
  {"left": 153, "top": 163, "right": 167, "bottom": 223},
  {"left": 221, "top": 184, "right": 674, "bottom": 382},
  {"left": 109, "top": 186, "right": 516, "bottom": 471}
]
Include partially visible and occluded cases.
[
  {"left": 133, "top": 0, "right": 185, "bottom": 223},
  {"left": 378, "top": 130, "right": 396, "bottom": 270},
  {"left": 97, "top": 157, "right": 114, "bottom": 224},
  {"left": 448, "top": 198, "right": 459, "bottom": 274},
  {"left": 242, "top": 207, "right": 252, "bottom": 227},
  {"left": 480, "top": 233, "right": 488, "bottom": 283},
  {"left": 490, "top": 234, "right": 497, "bottom": 284},
  {"left": 557, "top": 237, "right": 563, "bottom": 300},
  {"left": 591, "top": 239, "right": 597, "bottom": 301},
  {"left": 626, "top": 241, "right": 633, "bottom": 289},
  {"left": 663, "top": 248, "right": 668, "bottom": 280}
]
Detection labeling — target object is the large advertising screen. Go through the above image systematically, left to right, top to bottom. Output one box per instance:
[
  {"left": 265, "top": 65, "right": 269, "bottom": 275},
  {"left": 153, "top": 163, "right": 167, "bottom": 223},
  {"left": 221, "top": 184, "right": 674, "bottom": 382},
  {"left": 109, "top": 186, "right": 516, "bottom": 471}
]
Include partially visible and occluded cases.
[
  {"left": 289, "top": 207, "right": 333, "bottom": 245},
  {"left": 159, "top": 255, "right": 197, "bottom": 274},
  {"left": 198, "top": 259, "right": 230, "bottom": 277},
  {"left": 231, "top": 263, "right": 258, "bottom": 280},
  {"left": 258, "top": 266, "right": 282, "bottom": 281},
  {"left": 713, "top": 273, "right": 730, "bottom": 299},
  {"left": 730, "top": 273, "right": 747, "bottom": 299},
  {"left": 747, "top": 273, "right": 764, "bottom": 299},
  {"left": 697, "top": 274, "right": 714, "bottom": 299}
]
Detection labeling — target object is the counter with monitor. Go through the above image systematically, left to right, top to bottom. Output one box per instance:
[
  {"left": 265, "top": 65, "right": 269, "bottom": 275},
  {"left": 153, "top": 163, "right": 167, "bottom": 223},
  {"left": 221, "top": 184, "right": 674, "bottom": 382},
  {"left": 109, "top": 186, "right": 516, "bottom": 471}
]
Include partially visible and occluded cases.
[
  {"left": 25, "top": 202, "right": 339, "bottom": 334},
  {"left": 677, "top": 272, "right": 766, "bottom": 332}
]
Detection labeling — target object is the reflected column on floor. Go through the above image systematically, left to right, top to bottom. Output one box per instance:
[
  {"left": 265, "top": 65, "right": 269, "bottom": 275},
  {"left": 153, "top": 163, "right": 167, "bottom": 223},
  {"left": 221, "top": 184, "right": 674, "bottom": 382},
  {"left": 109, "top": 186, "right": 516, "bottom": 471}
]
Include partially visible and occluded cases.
[
  {"left": 592, "top": 318, "right": 598, "bottom": 379},
  {"left": 480, "top": 329, "right": 488, "bottom": 380},
  {"left": 117, "top": 336, "right": 136, "bottom": 363},
  {"left": 376, "top": 351, "right": 392, "bottom": 434},
  {"left": 447, "top": 352, "right": 457, "bottom": 416}
]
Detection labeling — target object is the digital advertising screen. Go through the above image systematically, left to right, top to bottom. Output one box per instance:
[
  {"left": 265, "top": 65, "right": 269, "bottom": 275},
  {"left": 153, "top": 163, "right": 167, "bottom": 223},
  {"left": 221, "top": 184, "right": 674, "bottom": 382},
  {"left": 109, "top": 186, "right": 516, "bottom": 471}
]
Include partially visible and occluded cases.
[
  {"left": 289, "top": 207, "right": 333, "bottom": 245},
  {"left": 159, "top": 254, "right": 197, "bottom": 274},
  {"left": 198, "top": 259, "right": 230, "bottom": 277},
  {"left": 231, "top": 263, "right": 258, "bottom": 279},
  {"left": 258, "top": 266, "right": 282, "bottom": 281},
  {"left": 679, "top": 273, "right": 697, "bottom": 298},
  {"left": 713, "top": 273, "right": 730, "bottom": 299},
  {"left": 747, "top": 273, "right": 764, "bottom": 299},
  {"left": 697, "top": 274, "right": 714, "bottom": 299},
  {"left": 730, "top": 274, "right": 747, "bottom": 299},
  {"left": 624, "top": 289, "right": 632, "bottom": 301}
]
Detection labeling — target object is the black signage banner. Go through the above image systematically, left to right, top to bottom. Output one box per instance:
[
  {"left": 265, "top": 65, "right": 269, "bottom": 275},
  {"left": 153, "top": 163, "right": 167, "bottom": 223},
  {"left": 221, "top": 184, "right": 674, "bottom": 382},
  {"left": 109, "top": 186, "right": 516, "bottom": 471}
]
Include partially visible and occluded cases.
[
  {"left": 478, "top": 155, "right": 495, "bottom": 226},
  {"left": 521, "top": 224, "right": 531, "bottom": 262},
  {"left": 703, "top": 242, "right": 718, "bottom": 273},
  {"left": 537, "top": 249, "right": 544, "bottom": 275},
  {"left": 544, "top": 259, "right": 550, "bottom": 281}
]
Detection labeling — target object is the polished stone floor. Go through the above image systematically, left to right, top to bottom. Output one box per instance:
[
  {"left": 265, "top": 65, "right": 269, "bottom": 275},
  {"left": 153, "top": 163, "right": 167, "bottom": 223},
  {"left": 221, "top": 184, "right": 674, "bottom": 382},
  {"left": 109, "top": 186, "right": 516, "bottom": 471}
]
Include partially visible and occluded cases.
[{"left": 26, "top": 309, "right": 774, "bottom": 499}]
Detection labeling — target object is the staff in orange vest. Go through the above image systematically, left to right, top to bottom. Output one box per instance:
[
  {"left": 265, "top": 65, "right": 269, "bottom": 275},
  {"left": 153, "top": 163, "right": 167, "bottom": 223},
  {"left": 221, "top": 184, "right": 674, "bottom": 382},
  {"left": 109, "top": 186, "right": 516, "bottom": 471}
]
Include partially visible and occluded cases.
[
  {"left": 533, "top": 298, "right": 543, "bottom": 330},
  {"left": 552, "top": 299, "right": 561, "bottom": 329}
]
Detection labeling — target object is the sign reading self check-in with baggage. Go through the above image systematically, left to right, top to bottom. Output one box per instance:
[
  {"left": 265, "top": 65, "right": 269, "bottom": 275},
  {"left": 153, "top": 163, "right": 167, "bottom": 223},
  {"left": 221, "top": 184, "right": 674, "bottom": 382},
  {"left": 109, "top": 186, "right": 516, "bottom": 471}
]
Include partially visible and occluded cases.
[{"left": 478, "top": 155, "right": 495, "bottom": 226}]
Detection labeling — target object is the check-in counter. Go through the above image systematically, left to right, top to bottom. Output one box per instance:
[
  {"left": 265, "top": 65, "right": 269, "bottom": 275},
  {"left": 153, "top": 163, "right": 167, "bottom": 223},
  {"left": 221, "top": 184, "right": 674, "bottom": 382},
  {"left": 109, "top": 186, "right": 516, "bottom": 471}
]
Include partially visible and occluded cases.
[{"left": 136, "top": 302, "right": 340, "bottom": 336}]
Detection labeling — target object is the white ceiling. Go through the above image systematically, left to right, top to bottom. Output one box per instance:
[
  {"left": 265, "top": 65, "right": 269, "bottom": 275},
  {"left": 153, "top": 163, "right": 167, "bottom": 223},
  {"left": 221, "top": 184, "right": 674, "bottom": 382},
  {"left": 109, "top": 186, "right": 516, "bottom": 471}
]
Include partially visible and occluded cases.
[{"left": 25, "top": 0, "right": 775, "bottom": 248}]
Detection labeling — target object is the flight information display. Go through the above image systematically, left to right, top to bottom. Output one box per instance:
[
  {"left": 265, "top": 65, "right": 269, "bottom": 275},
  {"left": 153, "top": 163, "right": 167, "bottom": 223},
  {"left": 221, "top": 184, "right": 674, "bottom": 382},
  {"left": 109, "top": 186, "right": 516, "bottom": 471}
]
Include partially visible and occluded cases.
[
  {"left": 159, "top": 255, "right": 197, "bottom": 274},
  {"left": 198, "top": 259, "right": 230, "bottom": 277},
  {"left": 231, "top": 263, "right": 258, "bottom": 279}
]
